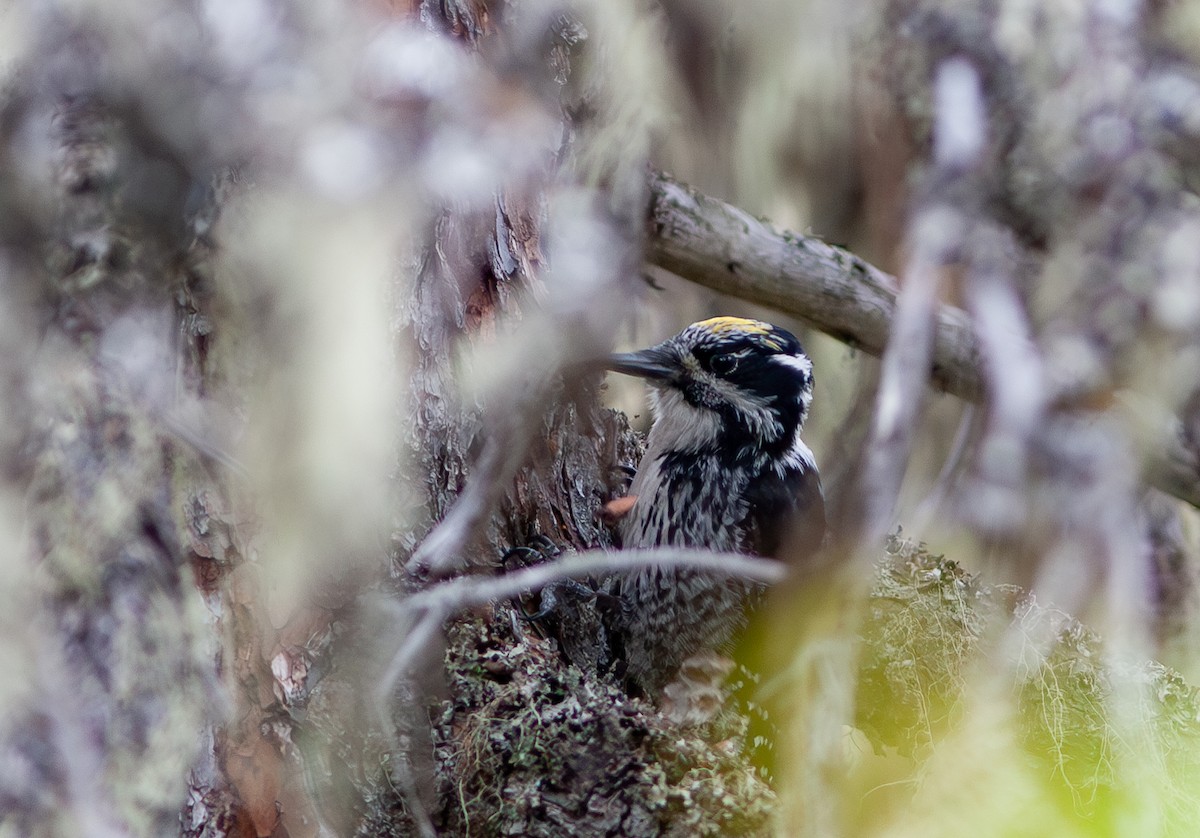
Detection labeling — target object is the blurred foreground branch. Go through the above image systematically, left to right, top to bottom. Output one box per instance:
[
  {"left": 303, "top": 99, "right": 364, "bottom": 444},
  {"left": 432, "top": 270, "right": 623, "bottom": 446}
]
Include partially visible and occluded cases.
[{"left": 645, "top": 170, "right": 1200, "bottom": 510}]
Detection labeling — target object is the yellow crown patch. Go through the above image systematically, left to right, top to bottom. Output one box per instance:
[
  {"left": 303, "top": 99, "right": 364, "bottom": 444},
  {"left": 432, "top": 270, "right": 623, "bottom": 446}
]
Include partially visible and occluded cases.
[
  {"left": 693, "top": 316, "right": 784, "bottom": 350},
  {"left": 695, "top": 316, "right": 770, "bottom": 336}
]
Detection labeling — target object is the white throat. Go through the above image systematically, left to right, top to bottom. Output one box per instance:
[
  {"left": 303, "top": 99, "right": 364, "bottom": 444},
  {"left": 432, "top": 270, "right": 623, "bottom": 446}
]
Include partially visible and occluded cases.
[{"left": 645, "top": 387, "right": 722, "bottom": 454}]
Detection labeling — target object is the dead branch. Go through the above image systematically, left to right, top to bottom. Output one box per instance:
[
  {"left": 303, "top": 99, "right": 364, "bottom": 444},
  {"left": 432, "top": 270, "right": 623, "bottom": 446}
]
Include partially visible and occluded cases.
[{"left": 645, "top": 169, "right": 981, "bottom": 400}]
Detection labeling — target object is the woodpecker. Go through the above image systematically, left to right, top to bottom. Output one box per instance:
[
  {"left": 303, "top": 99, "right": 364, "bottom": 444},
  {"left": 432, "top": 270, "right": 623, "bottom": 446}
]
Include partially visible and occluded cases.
[{"left": 604, "top": 316, "right": 825, "bottom": 696}]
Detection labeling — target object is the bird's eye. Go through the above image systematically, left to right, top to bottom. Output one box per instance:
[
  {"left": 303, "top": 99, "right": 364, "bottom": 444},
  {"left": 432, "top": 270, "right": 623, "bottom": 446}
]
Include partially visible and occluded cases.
[{"left": 708, "top": 353, "right": 739, "bottom": 375}]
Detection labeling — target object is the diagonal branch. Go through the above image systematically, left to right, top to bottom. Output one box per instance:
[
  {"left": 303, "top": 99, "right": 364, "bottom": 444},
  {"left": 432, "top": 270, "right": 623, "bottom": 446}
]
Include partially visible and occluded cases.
[
  {"left": 644, "top": 170, "right": 1200, "bottom": 510},
  {"left": 645, "top": 170, "right": 982, "bottom": 400}
]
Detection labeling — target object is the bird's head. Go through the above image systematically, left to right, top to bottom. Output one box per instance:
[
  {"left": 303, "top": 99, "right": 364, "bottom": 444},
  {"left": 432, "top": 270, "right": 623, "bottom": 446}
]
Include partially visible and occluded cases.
[{"left": 607, "top": 316, "right": 814, "bottom": 464}]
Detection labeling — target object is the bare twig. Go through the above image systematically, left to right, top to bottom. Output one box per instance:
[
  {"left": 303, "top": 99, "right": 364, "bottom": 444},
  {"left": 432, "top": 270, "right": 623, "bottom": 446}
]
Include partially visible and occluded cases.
[
  {"left": 859, "top": 58, "right": 987, "bottom": 539},
  {"left": 857, "top": 205, "right": 954, "bottom": 539},
  {"left": 958, "top": 224, "right": 1047, "bottom": 535},
  {"left": 909, "top": 404, "right": 977, "bottom": 534},
  {"left": 410, "top": 547, "right": 786, "bottom": 614},
  {"left": 383, "top": 548, "right": 784, "bottom": 697},
  {"left": 375, "top": 607, "right": 441, "bottom": 838}
]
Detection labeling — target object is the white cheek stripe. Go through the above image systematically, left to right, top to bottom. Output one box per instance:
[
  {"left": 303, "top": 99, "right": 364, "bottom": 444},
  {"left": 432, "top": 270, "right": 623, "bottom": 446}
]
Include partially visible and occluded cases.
[
  {"left": 772, "top": 352, "right": 814, "bottom": 419},
  {"left": 772, "top": 353, "right": 813, "bottom": 378}
]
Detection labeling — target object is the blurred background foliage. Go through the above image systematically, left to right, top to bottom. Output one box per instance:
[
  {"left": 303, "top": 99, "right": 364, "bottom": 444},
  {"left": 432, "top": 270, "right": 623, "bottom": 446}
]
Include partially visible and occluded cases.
[{"left": 3, "top": 0, "right": 1200, "bottom": 835}]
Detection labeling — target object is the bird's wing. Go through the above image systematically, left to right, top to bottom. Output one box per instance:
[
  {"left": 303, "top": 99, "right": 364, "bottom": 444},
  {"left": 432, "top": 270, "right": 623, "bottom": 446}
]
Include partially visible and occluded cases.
[{"left": 743, "top": 465, "right": 826, "bottom": 562}]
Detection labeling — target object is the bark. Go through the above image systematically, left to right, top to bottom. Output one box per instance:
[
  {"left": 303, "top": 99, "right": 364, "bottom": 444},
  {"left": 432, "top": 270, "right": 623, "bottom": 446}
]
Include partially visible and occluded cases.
[{"left": 0, "top": 91, "right": 221, "bottom": 838}]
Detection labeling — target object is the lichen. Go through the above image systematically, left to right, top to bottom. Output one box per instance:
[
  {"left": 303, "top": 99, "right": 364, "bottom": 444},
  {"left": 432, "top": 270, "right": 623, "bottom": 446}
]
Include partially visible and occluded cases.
[
  {"left": 856, "top": 534, "right": 994, "bottom": 757},
  {"left": 857, "top": 535, "right": 1200, "bottom": 831},
  {"left": 434, "top": 607, "right": 774, "bottom": 837}
]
